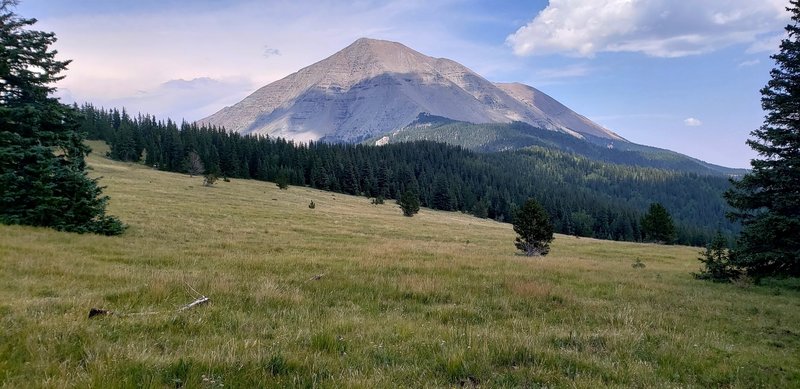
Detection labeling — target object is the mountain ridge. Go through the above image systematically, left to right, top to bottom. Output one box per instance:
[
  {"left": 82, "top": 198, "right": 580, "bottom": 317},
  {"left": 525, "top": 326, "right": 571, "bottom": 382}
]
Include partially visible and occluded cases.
[
  {"left": 198, "top": 37, "right": 625, "bottom": 143},
  {"left": 370, "top": 113, "right": 746, "bottom": 176}
]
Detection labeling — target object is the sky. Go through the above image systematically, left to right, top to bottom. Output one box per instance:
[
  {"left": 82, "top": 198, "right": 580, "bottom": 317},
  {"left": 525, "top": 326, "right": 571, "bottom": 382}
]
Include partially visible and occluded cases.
[{"left": 16, "top": 0, "right": 792, "bottom": 168}]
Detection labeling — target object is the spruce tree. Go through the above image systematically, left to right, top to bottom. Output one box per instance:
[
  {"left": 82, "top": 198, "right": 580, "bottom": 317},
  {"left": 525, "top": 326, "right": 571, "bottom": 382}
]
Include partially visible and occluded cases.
[
  {"left": 724, "top": 1, "right": 800, "bottom": 277},
  {"left": 0, "top": 2, "right": 124, "bottom": 235},
  {"left": 275, "top": 173, "right": 289, "bottom": 190},
  {"left": 432, "top": 175, "right": 453, "bottom": 211},
  {"left": 398, "top": 190, "right": 420, "bottom": 217},
  {"left": 513, "top": 198, "right": 554, "bottom": 256},
  {"left": 641, "top": 203, "right": 675, "bottom": 244},
  {"left": 694, "top": 232, "right": 739, "bottom": 282}
]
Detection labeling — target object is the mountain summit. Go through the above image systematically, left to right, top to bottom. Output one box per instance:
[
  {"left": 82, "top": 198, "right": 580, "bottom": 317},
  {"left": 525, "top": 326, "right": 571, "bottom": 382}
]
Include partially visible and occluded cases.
[{"left": 199, "top": 38, "right": 625, "bottom": 143}]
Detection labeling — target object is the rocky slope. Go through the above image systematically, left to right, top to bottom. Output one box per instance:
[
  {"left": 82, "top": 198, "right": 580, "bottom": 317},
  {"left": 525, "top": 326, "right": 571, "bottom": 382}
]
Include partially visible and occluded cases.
[{"left": 199, "top": 38, "right": 625, "bottom": 143}]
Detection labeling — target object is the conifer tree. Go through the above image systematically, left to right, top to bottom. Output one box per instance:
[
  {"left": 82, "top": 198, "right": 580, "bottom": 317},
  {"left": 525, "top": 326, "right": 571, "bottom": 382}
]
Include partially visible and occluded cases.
[
  {"left": 0, "top": 1, "right": 124, "bottom": 235},
  {"left": 724, "top": 1, "right": 800, "bottom": 277},
  {"left": 275, "top": 173, "right": 289, "bottom": 190},
  {"left": 432, "top": 175, "right": 453, "bottom": 211},
  {"left": 399, "top": 190, "right": 420, "bottom": 217},
  {"left": 513, "top": 198, "right": 554, "bottom": 256},
  {"left": 641, "top": 203, "right": 675, "bottom": 244},
  {"left": 694, "top": 232, "right": 739, "bottom": 282}
]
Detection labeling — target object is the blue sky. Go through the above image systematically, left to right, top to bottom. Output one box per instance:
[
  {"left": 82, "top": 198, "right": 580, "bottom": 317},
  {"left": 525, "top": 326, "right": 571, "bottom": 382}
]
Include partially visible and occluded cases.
[{"left": 18, "top": 0, "right": 790, "bottom": 168}]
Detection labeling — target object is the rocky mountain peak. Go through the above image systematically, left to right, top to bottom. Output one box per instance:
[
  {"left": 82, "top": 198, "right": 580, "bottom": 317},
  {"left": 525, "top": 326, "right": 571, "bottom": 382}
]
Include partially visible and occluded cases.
[{"left": 198, "top": 38, "right": 625, "bottom": 143}]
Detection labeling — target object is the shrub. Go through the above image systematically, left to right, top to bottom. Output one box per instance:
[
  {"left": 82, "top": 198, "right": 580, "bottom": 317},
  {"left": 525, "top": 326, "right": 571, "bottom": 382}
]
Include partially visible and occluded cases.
[{"left": 203, "top": 174, "right": 218, "bottom": 187}]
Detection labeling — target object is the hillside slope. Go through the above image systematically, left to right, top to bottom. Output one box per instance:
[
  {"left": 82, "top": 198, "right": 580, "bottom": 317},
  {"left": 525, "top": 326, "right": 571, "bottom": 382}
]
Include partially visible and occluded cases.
[
  {"left": 198, "top": 38, "right": 624, "bottom": 143},
  {"left": 372, "top": 114, "right": 747, "bottom": 176},
  {"left": 0, "top": 144, "right": 797, "bottom": 387}
]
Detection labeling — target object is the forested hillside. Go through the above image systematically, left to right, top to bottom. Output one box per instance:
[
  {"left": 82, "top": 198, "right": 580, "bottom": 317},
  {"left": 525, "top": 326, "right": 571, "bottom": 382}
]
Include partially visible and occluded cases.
[
  {"left": 76, "top": 104, "right": 736, "bottom": 245},
  {"left": 376, "top": 114, "right": 745, "bottom": 175}
]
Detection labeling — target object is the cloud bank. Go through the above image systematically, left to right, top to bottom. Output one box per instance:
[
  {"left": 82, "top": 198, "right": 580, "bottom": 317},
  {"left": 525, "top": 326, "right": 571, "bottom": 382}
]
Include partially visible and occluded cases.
[{"left": 507, "top": 0, "right": 788, "bottom": 58}]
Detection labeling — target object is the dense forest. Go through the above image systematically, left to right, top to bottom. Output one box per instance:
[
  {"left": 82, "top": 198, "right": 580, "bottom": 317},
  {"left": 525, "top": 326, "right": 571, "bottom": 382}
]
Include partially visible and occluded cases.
[{"left": 76, "top": 104, "right": 737, "bottom": 246}]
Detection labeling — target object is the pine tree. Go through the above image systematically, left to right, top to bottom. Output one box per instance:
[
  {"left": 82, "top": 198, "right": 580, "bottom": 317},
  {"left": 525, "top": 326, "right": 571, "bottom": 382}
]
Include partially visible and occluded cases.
[
  {"left": 724, "top": 1, "right": 800, "bottom": 277},
  {"left": 0, "top": 2, "right": 124, "bottom": 235},
  {"left": 275, "top": 173, "right": 289, "bottom": 190},
  {"left": 432, "top": 175, "right": 453, "bottom": 211},
  {"left": 398, "top": 190, "right": 420, "bottom": 217},
  {"left": 513, "top": 198, "right": 554, "bottom": 256},
  {"left": 641, "top": 203, "right": 676, "bottom": 244},
  {"left": 694, "top": 232, "right": 739, "bottom": 282}
]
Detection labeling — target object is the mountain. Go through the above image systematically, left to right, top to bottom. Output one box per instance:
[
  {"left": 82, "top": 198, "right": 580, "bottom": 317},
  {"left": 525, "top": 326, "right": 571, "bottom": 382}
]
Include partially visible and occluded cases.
[
  {"left": 199, "top": 38, "right": 625, "bottom": 143},
  {"left": 494, "top": 82, "right": 623, "bottom": 141},
  {"left": 370, "top": 114, "right": 747, "bottom": 176}
]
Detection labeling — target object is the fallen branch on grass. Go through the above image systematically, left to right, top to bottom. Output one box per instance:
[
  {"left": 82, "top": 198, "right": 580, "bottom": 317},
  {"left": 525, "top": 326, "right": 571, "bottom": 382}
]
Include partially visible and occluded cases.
[
  {"left": 88, "top": 286, "right": 210, "bottom": 319},
  {"left": 179, "top": 296, "right": 210, "bottom": 311}
]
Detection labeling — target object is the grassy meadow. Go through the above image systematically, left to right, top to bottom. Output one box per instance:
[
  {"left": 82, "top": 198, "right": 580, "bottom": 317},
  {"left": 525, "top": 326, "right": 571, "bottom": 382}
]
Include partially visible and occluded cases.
[{"left": 1, "top": 142, "right": 799, "bottom": 388}]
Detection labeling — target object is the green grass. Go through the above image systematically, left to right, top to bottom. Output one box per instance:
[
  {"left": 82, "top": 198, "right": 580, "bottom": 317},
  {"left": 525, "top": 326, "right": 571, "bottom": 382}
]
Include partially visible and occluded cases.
[{"left": 1, "top": 142, "right": 798, "bottom": 388}]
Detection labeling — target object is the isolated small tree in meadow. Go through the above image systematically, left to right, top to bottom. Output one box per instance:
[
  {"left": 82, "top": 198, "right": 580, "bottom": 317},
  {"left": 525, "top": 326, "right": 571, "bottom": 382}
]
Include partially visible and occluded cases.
[
  {"left": 724, "top": 0, "right": 800, "bottom": 278},
  {"left": 275, "top": 174, "right": 289, "bottom": 190},
  {"left": 398, "top": 190, "right": 420, "bottom": 217},
  {"left": 513, "top": 198, "right": 554, "bottom": 256},
  {"left": 641, "top": 203, "right": 676, "bottom": 244},
  {"left": 694, "top": 232, "right": 740, "bottom": 282}
]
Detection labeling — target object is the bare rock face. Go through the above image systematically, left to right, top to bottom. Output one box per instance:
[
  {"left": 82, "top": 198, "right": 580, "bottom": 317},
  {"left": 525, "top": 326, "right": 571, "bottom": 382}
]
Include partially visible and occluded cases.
[
  {"left": 199, "top": 38, "right": 625, "bottom": 143},
  {"left": 494, "top": 82, "right": 626, "bottom": 141}
]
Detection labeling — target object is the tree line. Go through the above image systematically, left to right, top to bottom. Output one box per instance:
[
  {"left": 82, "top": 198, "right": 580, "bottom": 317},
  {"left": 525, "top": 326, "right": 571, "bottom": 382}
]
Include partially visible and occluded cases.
[{"left": 76, "top": 104, "right": 736, "bottom": 246}]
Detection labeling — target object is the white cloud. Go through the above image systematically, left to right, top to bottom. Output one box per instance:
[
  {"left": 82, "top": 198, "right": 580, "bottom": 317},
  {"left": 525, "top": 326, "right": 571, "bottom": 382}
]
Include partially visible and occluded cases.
[
  {"left": 507, "top": 0, "right": 789, "bottom": 58},
  {"left": 746, "top": 33, "right": 784, "bottom": 54},
  {"left": 738, "top": 59, "right": 760, "bottom": 67},
  {"left": 684, "top": 117, "right": 702, "bottom": 127}
]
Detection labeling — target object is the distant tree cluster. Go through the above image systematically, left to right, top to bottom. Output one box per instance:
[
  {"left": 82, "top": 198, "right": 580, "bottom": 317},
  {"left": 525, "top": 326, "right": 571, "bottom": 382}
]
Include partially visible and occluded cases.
[
  {"left": 0, "top": 2, "right": 123, "bottom": 235},
  {"left": 76, "top": 104, "right": 735, "bottom": 246}
]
